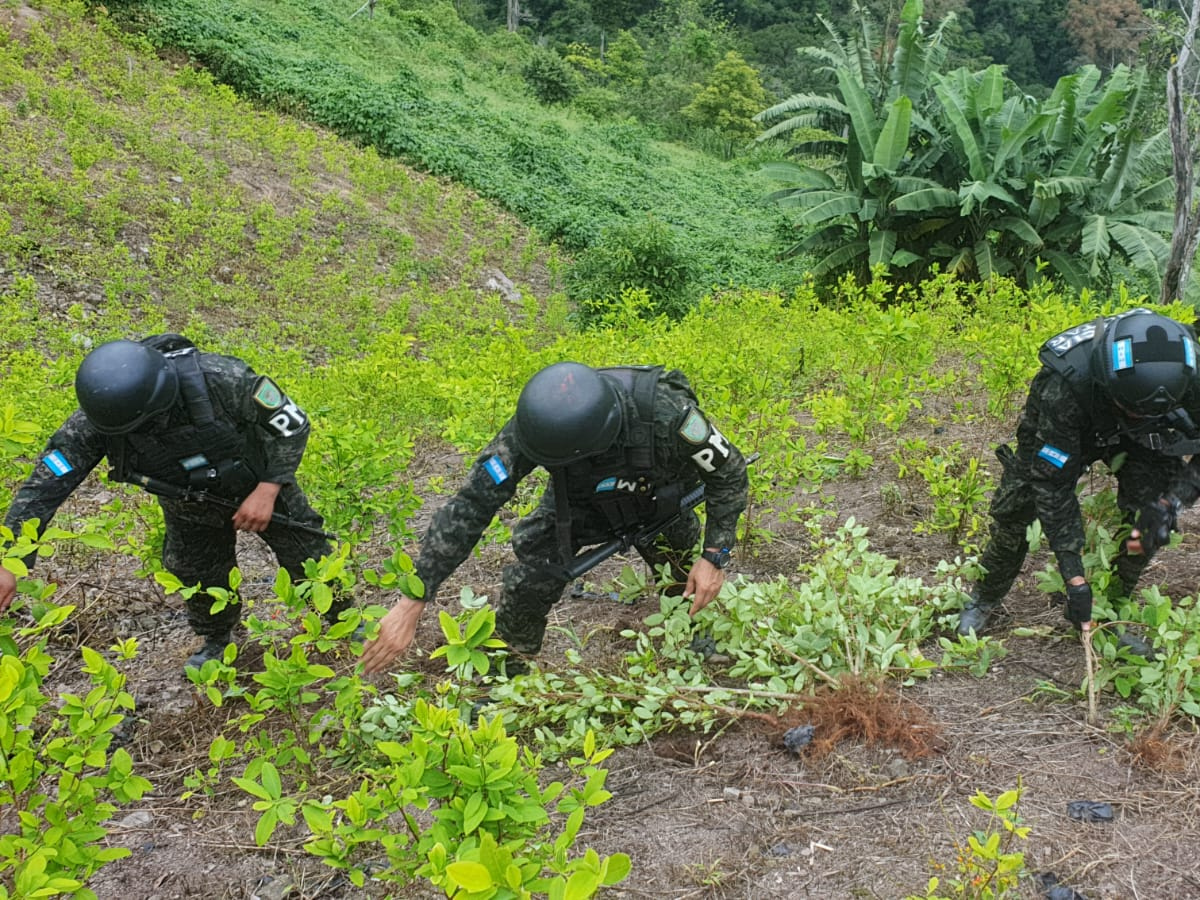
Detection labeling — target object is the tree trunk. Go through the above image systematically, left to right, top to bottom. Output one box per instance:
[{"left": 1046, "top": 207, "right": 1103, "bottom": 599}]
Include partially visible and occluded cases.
[
  {"left": 507, "top": 0, "right": 520, "bottom": 32},
  {"left": 1161, "top": 0, "right": 1200, "bottom": 303}
]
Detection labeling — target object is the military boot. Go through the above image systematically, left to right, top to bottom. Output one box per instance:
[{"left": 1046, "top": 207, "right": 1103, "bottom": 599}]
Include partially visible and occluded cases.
[
  {"left": 956, "top": 591, "right": 1001, "bottom": 637},
  {"left": 184, "top": 633, "right": 231, "bottom": 674}
]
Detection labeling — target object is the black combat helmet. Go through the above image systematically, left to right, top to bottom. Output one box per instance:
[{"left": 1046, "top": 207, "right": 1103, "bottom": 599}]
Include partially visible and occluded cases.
[
  {"left": 1094, "top": 309, "right": 1198, "bottom": 418},
  {"left": 75, "top": 339, "right": 179, "bottom": 434},
  {"left": 513, "top": 362, "right": 623, "bottom": 466}
]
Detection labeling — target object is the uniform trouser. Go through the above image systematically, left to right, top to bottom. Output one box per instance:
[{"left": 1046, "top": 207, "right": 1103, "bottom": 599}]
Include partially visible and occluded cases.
[
  {"left": 975, "top": 444, "right": 1181, "bottom": 605},
  {"left": 160, "top": 484, "right": 335, "bottom": 639},
  {"left": 494, "top": 500, "right": 702, "bottom": 656}
]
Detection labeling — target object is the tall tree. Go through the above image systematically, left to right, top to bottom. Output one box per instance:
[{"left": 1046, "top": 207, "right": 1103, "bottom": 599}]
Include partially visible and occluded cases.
[
  {"left": 1064, "top": 0, "right": 1148, "bottom": 71},
  {"left": 1162, "top": 0, "right": 1200, "bottom": 303},
  {"left": 682, "top": 50, "right": 769, "bottom": 156}
]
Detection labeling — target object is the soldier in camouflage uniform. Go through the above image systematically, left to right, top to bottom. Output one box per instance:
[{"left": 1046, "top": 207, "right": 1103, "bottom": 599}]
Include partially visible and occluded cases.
[
  {"left": 959, "top": 309, "right": 1200, "bottom": 654},
  {"left": 0, "top": 336, "right": 342, "bottom": 671},
  {"left": 360, "top": 361, "right": 749, "bottom": 675}
]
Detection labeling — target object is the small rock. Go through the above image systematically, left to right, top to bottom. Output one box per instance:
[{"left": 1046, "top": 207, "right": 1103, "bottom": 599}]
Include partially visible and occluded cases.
[
  {"left": 483, "top": 268, "right": 521, "bottom": 302},
  {"left": 886, "top": 758, "right": 910, "bottom": 779},
  {"left": 114, "top": 811, "right": 154, "bottom": 830},
  {"left": 251, "top": 874, "right": 294, "bottom": 900}
]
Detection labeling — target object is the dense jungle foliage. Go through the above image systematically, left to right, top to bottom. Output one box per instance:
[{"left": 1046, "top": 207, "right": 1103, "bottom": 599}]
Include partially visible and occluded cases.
[{"left": 97, "top": 0, "right": 1185, "bottom": 317}]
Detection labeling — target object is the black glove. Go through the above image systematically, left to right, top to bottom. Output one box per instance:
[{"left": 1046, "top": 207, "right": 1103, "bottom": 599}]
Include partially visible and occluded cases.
[
  {"left": 1135, "top": 495, "right": 1180, "bottom": 555},
  {"left": 1064, "top": 582, "right": 1092, "bottom": 628}
]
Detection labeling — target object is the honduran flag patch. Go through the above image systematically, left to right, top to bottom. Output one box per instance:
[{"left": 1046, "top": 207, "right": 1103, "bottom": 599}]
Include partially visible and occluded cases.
[
  {"left": 1037, "top": 444, "right": 1070, "bottom": 469},
  {"left": 43, "top": 450, "right": 74, "bottom": 477},
  {"left": 483, "top": 455, "right": 509, "bottom": 484}
]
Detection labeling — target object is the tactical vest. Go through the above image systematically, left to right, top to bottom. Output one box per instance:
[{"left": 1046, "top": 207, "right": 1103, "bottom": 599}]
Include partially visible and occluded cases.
[
  {"left": 1039, "top": 319, "right": 1200, "bottom": 456},
  {"left": 108, "top": 342, "right": 258, "bottom": 498},
  {"left": 559, "top": 366, "right": 697, "bottom": 533}
]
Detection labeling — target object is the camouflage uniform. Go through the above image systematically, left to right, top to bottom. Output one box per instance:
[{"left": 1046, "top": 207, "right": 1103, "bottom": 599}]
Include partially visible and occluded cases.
[
  {"left": 3, "top": 351, "right": 332, "bottom": 639},
  {"left": 974, "top": 354, "right": 1200, "bottom": 610},
  {"left": 413, "top": 369, "right": 749, "bottom": 655}
]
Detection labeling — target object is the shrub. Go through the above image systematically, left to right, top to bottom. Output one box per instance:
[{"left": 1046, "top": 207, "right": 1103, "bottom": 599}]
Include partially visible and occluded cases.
[
  {"left": 522, "top": 49, "right": 580, "bottom": 105},
  {"left": 568, "top": 217, "right": 696, "bottom": 325}
]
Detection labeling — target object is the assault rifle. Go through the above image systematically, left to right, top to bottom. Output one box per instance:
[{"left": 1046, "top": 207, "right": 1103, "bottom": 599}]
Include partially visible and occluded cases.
[
  {"left": 562, "top": 452, "right": 758, "bottom": 580},
  {"left": 122, "top": 471, "right": 337, "bottom": 540}
]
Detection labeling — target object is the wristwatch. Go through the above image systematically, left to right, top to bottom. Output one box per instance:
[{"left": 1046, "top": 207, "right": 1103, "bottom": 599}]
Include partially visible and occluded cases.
[{"left": 701, "top": 547, "right": 731, "bottom": 570}]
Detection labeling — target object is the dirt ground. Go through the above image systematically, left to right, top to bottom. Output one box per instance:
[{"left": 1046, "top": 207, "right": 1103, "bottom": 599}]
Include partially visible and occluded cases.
[{"left": 17, "top": 428, "right": 1200, "bottom": 900}]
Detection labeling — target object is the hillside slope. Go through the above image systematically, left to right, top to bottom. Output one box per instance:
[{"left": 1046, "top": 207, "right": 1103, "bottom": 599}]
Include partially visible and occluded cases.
[
  {"left": 0, "top": 0, "right": 561, "bottom": 367},
  {"left": 103, "top": 0, "right": 801, "bottom": 299}
]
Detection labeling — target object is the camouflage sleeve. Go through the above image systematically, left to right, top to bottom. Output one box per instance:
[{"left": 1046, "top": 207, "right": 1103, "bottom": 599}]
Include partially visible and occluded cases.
[
  {"left": 205, "top": 354, "right": 311, "bottom": 484},
  {"left": 1023, "top": 370, "right": 1090, "bottom": 579},
  {"left": 657, "top": 385, "right": 749, "bottom": 552},
  {"left": 3, "top": 411, "right": 106, "bottom": 543},
  {"left": 413, "top": 421, "right": 537, "bottom": 601}
]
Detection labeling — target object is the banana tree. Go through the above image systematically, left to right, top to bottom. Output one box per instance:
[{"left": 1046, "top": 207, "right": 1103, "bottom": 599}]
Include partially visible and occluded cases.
[{"left": 755, "top": 0, "right": 952, "bottom": 280}]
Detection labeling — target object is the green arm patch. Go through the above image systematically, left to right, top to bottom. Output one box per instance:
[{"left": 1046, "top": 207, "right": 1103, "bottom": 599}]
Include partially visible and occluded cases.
[
  {"left": 253, "top": 377, "right": 284, "bottom": 410},
  {"left": 678, "top": 408, "right": 711, "bottom": 444}
]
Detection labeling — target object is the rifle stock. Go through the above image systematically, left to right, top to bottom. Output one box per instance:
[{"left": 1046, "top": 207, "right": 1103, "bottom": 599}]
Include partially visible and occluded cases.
[{"left": 122, "top": 472, "right": 337, "bottom": 541}]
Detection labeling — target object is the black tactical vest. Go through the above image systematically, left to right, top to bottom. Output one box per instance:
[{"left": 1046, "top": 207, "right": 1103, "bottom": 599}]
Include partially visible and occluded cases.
[
  {"left": 107, "top": 346, "right": 258, "bottom": 498},
  {"left": 559, "top": 366, "right": 696, "bottom": 532}
]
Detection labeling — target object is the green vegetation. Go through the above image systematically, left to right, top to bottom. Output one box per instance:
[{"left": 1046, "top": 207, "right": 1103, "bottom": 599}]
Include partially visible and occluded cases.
[
  {"left": 104, "top": 0, "right": 799, "bottom": 308},
  {"left": 756, "top": 0, "right": 1172, "bottom": 292},
  {"left": 2, "top": 1, "right": 1200, "bottom": 897}
]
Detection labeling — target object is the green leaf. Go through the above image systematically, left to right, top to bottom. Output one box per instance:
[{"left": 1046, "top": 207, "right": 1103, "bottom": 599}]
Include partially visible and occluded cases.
[
  {"left": 836, "top": 67, "right": 879, "bottom": 163},
  {"left": 934, "top": 77, "right": 984, "bottom": 180},
  {"left": 872, "top": 96, "right": 911, "bottom": 173},
  {"left": 891, "top": 187, "right": 957, "bottom": 212},
  {"left": 794, "top": 191, "right": 862, "bottom": 227},
  {"left": 1081, "top": 215, "right": 1109, "bottom": 274},
  {"left": 993, "top": 216, "right": 1042, "bottom": 246},
  {"left": 1109, "top": 221, "right": 1168, "bottom": 274},
  {"left": 868, "top": 229, "right": 896, "bottom": 267},
  {"left": 811, "top": 239, "right": 868, "bottom": 276},
  {"left": 437, "top": 610, "right": 460, "bottom": 644},
  {"left": 260, "top": 762, "right": 282, "bottom": 800},
  {"left": 232, "top": 776, "right": 272, "bottom": 801},
  {"left": 463, "top": 792, "right": 487, "bottom": 834},
  {"left": 254, "top": 807, "right": 278, "bottom": 846},
  {"left": 601, "top": 853, "right": 633, "bottom": 885},
  {"left": 446, "top": 861, "right": 493, "bottom": 892}
]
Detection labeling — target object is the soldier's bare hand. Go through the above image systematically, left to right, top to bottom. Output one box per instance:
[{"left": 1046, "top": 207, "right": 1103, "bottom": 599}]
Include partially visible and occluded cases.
[
  {"left": 232, "top": 482, "right": 282, "bottom": 532},
  {"left": 685, "top": 558, "right": 725, "bottom": 616},
  {"left": 0, "top": 566, "right": 16, "bottom": 614},
  {"left": 360, "top": 595, "right": 425, "bottom": 675}
]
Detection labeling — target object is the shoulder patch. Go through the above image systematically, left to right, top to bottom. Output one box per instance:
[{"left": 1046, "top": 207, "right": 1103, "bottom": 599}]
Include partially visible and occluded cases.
[
  {"left": 253, "top": 377, "right": 285, "bottom": 410},
  {"left": 678, "top": 408, "right": 711, "bottom": 444},
  {"left": 1037, "top": 444, "right": 1071, "bottom": 469},
  {"left": 42, "top": 449, "right": 74, "bottom": 477},
  {"left": 483, "top": 455, "right": 510, "bottom": 485}
]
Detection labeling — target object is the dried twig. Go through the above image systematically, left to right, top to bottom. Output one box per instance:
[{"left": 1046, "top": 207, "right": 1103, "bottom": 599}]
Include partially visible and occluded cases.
[{"left": 1082, "top": 622, "right": 1098, "bottom": 725}]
